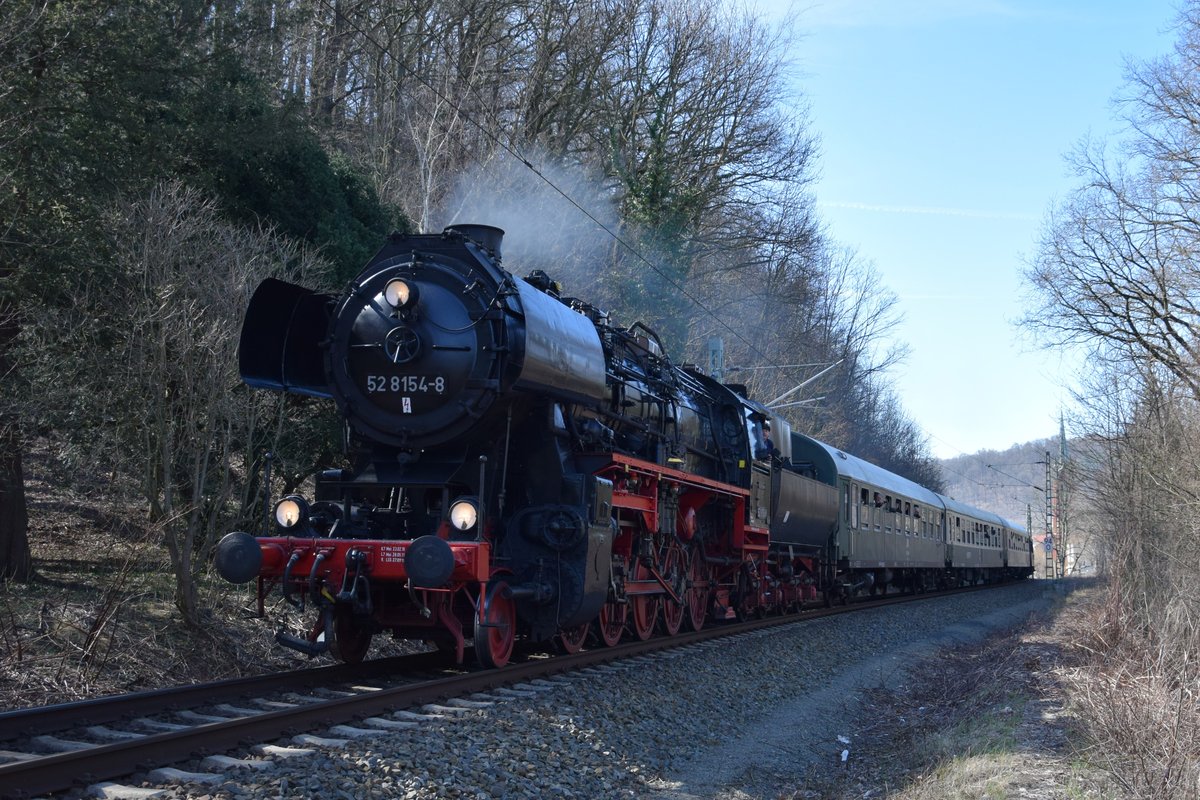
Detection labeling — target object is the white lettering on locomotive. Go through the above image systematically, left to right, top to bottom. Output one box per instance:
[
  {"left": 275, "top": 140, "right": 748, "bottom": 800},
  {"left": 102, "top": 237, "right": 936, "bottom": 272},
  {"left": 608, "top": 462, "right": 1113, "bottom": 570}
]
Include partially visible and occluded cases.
[
  {"left": 365, "top": 375, "right": 446, "bottom": 393},
  {"left": 379, "top": 544, "right": 407, "bottom": 564}
]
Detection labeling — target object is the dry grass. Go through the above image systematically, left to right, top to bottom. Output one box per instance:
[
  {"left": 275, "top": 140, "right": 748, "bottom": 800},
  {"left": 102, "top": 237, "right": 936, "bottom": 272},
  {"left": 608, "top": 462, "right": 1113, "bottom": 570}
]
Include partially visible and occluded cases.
[
  {"left": 0, "top": 439, "right": 413, "bottom": 711},
  {"left": 0, "top": 499, "right": 300, "bottom": 709},
  {"left": 792, "top": 583, "right": 1200, "bottom": 799},
  {"left": 789, "top": 585, "right": 1120, "bottom": 800},
  {"left": 1056, "top": 589, "right": 1200, "bottom": 800}
]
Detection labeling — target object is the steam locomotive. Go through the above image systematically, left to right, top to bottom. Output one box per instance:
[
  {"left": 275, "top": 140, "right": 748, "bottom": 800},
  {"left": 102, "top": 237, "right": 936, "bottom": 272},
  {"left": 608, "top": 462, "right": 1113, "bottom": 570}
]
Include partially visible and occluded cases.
[{"left": 215, "top": 225, "right": 1032, "bottom": 667}]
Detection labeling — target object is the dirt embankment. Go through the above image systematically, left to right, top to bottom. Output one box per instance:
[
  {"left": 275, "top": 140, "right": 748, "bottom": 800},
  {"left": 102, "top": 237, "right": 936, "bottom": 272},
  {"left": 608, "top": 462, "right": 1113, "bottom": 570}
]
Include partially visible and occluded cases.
[{"left": 657, "top": 582, "right": 1117, "bottom": 800}]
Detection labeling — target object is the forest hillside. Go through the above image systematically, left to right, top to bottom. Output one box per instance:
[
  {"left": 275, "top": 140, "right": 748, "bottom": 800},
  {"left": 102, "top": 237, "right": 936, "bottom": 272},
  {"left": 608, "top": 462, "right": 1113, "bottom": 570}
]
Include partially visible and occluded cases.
[{"left": 939, "top": 438, "right": 1058, "bottom": 527}]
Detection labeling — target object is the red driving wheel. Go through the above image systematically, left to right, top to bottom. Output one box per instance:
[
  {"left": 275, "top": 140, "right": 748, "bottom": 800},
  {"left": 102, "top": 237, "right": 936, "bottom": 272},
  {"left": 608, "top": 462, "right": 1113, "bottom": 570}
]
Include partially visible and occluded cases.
[
  {"left": 660, "top": 541, "right": 685, "bottom": 636},
  {"left": 685, "top": 548, "right": 709, "bottom": 632},
  {"left": 630, "top": 558, "right": 659, "bottom": 640}
]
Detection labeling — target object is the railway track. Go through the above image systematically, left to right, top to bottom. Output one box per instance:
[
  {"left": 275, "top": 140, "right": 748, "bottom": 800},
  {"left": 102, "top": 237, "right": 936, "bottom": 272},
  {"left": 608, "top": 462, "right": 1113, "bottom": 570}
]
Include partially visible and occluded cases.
[{"left": 0, "top": 584, "right": 1003, "bottom": 798}]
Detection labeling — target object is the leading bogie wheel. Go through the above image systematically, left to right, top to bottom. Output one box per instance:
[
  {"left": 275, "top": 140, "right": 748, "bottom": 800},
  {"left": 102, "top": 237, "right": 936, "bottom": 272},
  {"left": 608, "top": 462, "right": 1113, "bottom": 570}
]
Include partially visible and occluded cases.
[
  {"left": 475, "top": 582, "right": 516, "bottom": 669},
  {"left": 330, "top": 605, "right": 373, "bottom": 665}
]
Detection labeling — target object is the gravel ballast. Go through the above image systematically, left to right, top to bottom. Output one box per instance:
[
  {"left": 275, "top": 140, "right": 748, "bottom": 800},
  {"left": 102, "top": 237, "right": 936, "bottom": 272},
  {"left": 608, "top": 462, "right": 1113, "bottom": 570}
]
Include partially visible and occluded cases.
[{"left": 148, "top": 581, "right": 1064, "bottom": 800}]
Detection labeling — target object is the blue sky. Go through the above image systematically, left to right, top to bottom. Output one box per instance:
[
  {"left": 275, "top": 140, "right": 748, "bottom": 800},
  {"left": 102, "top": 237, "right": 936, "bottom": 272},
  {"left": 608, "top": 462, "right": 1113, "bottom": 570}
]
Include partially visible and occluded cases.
[{"left": 755, "top": 0, "right": 1181, "bottom": 457}]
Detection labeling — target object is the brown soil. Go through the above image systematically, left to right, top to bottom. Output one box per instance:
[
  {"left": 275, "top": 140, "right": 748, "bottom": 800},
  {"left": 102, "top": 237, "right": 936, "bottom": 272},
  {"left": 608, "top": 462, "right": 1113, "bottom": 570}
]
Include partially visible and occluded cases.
[{"left": 0, "top": 439, "right": 397, "bottom": 711}]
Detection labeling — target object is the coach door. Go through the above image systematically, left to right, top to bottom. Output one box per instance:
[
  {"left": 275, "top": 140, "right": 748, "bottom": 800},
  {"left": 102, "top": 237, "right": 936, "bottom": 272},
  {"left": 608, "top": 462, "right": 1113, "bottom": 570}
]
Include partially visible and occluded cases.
[
  {"left": 849, "top": 482, "right": 859, "bottom": 555},
  {"left": 941, "top": 512, "right": 951, "bottom": 564}
]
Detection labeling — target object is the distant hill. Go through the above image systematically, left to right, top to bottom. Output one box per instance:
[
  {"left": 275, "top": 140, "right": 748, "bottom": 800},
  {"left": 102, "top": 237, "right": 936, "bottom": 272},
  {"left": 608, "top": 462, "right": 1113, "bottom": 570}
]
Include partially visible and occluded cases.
[{"left": 939, "top": 438, "right": 1060, "bottom": 528}]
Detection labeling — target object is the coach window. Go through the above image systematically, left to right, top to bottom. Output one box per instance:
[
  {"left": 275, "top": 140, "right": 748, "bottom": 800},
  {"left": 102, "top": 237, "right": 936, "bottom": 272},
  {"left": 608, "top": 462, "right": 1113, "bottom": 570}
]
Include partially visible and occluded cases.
[
  {"left": 851, "top": 484, "right": 860, "bottom": 528},
  {"left": 860, "top": 487, "right": 869, "bottom": 505}
]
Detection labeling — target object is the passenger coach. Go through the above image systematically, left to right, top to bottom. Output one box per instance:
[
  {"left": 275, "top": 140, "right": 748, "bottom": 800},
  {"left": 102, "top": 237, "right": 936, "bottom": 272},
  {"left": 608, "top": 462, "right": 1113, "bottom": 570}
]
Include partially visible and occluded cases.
[{"left": 790, "top": 432, "right": 1033, "bottom": 595}]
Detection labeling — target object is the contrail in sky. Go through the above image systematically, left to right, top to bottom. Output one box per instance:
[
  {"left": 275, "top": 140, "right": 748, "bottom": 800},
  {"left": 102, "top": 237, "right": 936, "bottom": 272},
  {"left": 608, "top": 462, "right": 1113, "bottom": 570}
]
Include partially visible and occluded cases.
[{"left": 820, "top": 200, "right": 1038, "bottom": 222}]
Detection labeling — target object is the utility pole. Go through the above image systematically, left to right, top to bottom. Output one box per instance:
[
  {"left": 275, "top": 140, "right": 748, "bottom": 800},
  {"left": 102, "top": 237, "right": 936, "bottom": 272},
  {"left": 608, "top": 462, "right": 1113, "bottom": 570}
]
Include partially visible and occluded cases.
[
  {"left": 1057, "top": 415, "right": 1070, "bottom": 577},
  {"left": 1044, "top": 451, "right": 1055, "bottom": 579}
]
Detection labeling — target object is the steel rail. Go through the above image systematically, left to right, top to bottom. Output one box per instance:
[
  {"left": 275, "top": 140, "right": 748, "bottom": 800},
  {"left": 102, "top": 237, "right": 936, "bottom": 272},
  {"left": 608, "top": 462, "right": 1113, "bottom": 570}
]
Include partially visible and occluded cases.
[
  {"left": 0, "top": 582, "right": 1018, "bottom": 798},
  {"left": 0, "top": 650, "right": 454, "bottom": 740}
]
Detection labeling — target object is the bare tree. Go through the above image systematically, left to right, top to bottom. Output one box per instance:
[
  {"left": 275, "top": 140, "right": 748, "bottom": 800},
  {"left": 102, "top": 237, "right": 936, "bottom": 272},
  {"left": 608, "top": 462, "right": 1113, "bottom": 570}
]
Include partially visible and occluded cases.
[
  {"left": 0, "top": 0, "right": 56, "bottom": 582},
  {"left": 1025, "top": 5, "right": 1200, "bottom": 403},
  {"left": 1024, "top": 6, "right": 1200, "bottom": 792},
  {"left": 23, "top": 183, "right": 327, "bottom": 620}
]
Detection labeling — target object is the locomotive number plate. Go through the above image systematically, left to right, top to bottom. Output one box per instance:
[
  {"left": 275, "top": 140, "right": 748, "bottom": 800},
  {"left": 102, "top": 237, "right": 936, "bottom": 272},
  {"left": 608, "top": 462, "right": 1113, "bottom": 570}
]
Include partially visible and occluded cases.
[{"left": 365, "top": 374, "right": 446, "bottom": 394}]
